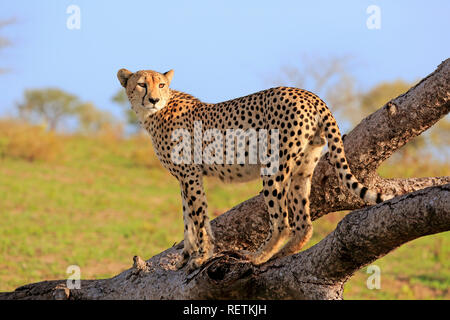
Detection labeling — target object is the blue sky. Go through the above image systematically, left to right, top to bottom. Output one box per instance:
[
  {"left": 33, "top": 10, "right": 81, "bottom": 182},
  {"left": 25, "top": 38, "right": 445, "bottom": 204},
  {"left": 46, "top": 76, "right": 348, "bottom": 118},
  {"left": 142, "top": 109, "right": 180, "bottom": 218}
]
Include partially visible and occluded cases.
[{"left": 1, "top": 0, "right": 449, "bottom": 123}]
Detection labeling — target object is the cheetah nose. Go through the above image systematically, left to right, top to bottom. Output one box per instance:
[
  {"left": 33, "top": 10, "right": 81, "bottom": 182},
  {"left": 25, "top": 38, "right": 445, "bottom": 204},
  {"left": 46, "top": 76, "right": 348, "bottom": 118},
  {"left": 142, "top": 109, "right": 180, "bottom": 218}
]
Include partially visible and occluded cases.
[{"left": 149, "top": 97, "right": 160, "bottom": 105}]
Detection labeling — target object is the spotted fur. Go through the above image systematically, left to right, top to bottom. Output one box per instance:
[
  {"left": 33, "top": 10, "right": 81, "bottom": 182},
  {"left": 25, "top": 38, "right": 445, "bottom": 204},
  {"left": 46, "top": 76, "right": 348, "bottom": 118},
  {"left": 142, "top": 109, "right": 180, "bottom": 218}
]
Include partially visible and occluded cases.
[{"left": 117, "top": 68, "right": 393, "bottom": 271}]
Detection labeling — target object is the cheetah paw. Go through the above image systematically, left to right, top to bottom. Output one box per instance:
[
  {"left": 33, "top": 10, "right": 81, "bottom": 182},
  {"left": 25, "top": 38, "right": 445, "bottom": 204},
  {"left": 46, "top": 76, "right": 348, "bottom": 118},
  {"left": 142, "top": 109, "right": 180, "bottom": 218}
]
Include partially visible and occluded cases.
[
  {"left": 240, "top": 250, "right": 268, "bottom": 265},
  {"left": 175, "top": 251, "right": 190, "bottom": 270},
  {"left": 185, "top": 255, "right": 212, "bottom": 273}
]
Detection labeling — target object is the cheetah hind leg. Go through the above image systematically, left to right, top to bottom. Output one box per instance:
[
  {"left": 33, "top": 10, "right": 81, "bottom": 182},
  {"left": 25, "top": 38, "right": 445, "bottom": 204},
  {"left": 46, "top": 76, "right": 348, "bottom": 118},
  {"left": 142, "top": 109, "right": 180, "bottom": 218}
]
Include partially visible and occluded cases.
[
  {"left": 271, "top": 135, "right": 325, "bottom": 260},
  {"left": 243, "top": 169, "right": 292, "bottom": 265},
  {"left": 271, "top": 173, "right": 314, "bottom": 260}
]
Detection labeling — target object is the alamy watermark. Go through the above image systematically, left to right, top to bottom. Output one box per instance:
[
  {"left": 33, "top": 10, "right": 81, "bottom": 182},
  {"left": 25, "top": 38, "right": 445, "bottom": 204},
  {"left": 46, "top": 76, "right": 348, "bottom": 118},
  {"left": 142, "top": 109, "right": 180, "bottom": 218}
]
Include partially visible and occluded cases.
[
  {"left": 66, "top": 5, "right": 81, "bottom": 30},
  {"left": 366, "top": 5, "right": 381, "bottom": 30},
  {"left": 171, "top": 121, "right": 280, "bottom": 176},
  {"left": 66, "top": 265, "right": 81, "bottom": 289},
  {"left": 366, "top": 265, "right": 381, "bottom": 289}
]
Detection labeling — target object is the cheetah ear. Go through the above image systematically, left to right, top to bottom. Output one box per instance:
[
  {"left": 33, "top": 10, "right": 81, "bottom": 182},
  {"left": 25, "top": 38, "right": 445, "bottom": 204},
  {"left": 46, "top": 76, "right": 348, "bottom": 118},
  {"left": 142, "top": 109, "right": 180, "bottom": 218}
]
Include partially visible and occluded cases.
[
  {"left": 117, "top": 68, "right": 133, "bottom": 88},
  {"left": 163, "top": 69, "right": 174, "bottom": 85}
]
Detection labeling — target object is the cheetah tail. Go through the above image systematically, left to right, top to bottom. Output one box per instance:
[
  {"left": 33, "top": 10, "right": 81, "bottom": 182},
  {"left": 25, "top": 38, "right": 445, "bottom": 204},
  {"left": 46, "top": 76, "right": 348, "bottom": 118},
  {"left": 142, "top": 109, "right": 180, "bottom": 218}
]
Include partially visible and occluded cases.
[{"left": 321, "top": 112, "right": 393, "bottom": 204}]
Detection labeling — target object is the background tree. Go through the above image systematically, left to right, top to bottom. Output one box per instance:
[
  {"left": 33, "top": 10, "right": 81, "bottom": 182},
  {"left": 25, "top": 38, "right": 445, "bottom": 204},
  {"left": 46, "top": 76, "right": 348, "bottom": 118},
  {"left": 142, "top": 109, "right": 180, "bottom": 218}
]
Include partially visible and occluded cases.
[
  {"left": 17, "top": 88, "right": 81, "bottom": 131},
  {"left": 75, "top": 102, "right": 116, "bottom": 134}
]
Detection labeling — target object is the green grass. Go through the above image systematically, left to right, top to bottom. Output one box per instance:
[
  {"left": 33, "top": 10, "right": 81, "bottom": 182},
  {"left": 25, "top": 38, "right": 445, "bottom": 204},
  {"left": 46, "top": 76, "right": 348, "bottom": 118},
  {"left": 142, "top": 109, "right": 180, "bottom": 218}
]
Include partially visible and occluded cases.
[{"left": 0, "top": 133, "right": 448, "bottom": 299}]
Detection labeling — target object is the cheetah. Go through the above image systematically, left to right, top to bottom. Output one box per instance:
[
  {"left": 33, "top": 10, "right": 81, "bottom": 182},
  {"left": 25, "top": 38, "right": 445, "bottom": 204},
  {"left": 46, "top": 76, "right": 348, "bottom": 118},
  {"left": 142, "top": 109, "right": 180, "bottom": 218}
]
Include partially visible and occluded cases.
[{"left": 117, "top": 68, "right": 393, "bottom": 272}]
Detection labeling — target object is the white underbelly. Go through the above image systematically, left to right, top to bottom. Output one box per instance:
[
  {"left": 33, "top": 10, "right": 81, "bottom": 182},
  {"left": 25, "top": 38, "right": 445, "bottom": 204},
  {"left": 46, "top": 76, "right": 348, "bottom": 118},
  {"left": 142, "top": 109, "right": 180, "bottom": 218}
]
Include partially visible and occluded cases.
[{"left": 202, "top": 163, "right": 261, "bottom": 183}]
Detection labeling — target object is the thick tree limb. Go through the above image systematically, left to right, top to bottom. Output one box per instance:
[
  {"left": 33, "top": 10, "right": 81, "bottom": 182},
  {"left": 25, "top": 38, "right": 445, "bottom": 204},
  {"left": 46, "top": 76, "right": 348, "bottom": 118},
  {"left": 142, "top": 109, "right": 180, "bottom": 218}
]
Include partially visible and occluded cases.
[
  {"left": 309, "top": 58, "right": 450, "bottom": 218},
  {"left": 1, "top": 59, "right": 449, "bottom": 300},
  {"left": 1, "top": 184, "right": 448, "bottom": 300}
]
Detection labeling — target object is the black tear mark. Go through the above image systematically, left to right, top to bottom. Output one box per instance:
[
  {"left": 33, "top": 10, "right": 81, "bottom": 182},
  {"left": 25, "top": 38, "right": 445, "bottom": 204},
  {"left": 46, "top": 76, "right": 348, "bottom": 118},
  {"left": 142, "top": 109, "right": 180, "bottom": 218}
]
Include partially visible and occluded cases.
[{"left": 142, "top": 78, "right": 148, "bottom": 106}]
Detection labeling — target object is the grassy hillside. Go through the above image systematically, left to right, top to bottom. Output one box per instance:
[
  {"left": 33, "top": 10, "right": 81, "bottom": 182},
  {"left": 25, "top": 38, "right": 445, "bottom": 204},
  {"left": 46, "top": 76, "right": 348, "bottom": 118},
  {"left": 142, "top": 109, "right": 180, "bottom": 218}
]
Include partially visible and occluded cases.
[{"left": 0, "top": 123, "right": 448, "bottom": 299}]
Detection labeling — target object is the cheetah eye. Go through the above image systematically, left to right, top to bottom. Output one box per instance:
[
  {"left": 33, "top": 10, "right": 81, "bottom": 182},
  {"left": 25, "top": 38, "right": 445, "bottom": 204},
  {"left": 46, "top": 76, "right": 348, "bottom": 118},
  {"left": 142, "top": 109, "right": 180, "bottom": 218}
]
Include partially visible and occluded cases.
[
  {"left": 138, "top": 83, "right": 146, "bottom": 88},
  {"left": 159, "top": 83, "right": 165, "bottom": 88}
]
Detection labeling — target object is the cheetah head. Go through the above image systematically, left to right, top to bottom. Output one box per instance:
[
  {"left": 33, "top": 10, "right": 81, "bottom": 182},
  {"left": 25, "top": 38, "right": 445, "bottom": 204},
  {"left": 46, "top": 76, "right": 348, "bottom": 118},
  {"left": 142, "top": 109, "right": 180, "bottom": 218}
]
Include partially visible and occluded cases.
[{"left": 117, "top": 68, "right": 174, "bottom": 117}]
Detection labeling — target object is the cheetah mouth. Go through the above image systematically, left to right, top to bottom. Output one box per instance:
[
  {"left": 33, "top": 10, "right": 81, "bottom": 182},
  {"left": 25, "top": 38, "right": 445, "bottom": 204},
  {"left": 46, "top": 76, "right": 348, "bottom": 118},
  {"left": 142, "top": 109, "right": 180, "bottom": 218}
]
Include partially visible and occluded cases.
[{"left": 140, "top": 104, "right": 158, "bottom": 111}]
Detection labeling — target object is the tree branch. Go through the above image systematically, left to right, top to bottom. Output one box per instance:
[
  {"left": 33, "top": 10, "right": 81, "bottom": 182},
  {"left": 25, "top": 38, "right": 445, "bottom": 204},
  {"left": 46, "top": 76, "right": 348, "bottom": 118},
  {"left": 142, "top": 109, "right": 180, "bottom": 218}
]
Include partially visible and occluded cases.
[
  {"left": 309, "top": 58, "right": 450, "bottom": 218},
  {"left": 1, "top": 59, "right": 449, "bottom": 300},
  {"left": 1, "top": 184, "right": 447, "bottom": 300},
  {"left": 293, "top": 184, "right": 450, "bottom": 284}
]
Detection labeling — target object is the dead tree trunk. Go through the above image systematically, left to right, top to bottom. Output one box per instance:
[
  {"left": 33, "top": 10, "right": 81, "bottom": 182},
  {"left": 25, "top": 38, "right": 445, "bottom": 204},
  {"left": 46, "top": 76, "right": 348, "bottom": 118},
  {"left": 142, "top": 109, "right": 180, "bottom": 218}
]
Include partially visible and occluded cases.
[{"left": 1, "top": 59, "right": 449, "bottom": 300}]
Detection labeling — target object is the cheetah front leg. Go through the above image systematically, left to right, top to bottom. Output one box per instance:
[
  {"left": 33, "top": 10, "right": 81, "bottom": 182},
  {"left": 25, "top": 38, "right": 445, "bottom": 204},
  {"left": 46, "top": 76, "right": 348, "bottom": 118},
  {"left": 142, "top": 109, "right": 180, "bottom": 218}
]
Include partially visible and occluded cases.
[
  {"left": 176, "top": 172, "right": 214, "bottom": 272},
  {"left": 175, "top": 191, "right": 197, "bottom": 269}
]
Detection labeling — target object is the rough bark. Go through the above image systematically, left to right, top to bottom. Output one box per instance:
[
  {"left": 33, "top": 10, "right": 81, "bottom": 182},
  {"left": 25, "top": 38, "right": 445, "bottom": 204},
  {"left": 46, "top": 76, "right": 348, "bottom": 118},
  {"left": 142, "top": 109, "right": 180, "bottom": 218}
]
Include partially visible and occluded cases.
[
  {"left": 309, "top": 58, "right": 450, "bottom": 218},
  {"left": 1, "top": 59, "right": 449, "bottom": 300},
  {"left": 1, "top": 184, "right": 448, "bottom": 300}
]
